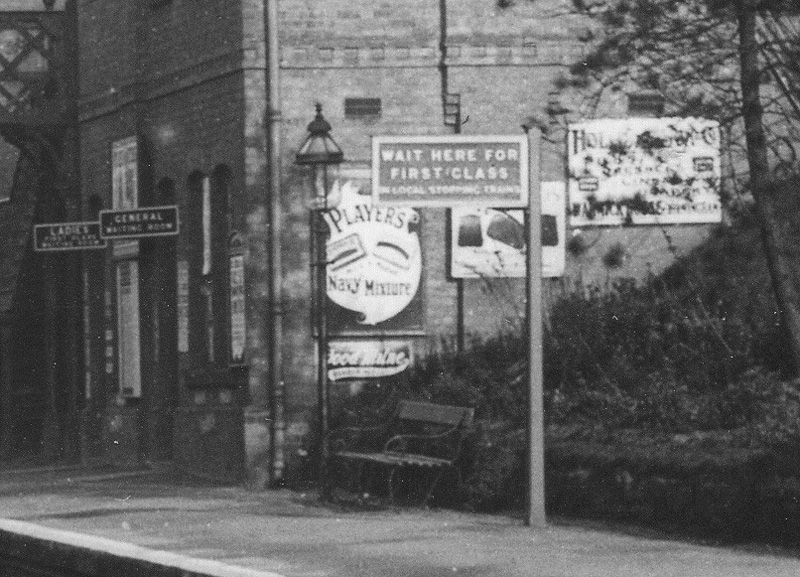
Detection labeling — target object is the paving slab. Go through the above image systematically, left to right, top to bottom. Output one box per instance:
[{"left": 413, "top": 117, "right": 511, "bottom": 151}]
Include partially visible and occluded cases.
[{"left": 0, "top": 467, "right": 798, "bottom": 577}]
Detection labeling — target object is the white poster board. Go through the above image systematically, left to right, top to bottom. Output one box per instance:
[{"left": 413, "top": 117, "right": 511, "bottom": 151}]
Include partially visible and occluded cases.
[
  {"left": 567, "top": 117, "right": 721, "bottom": 226},
  {"left": 450, "top": 181, "right": 565, "bottom": 278},
  {"left": 229, "top": 233, "right": 246, "bottom": 365},
  {"left": 116, "top": 260, "right": 141, "bottom": 398}
]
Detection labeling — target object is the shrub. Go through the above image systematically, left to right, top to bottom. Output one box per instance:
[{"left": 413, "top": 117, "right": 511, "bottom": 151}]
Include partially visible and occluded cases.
[{"left": 321, "top": 207, "right": 800, "bottom": 509}]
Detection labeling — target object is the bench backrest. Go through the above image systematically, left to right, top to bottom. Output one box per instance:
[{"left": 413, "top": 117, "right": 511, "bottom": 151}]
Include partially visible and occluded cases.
[
  {"left": 387, "top": 401, "right": 474, "bottom": 461},
  {"left": 396, "top": 401, "right": 474, "bottom": 428}
]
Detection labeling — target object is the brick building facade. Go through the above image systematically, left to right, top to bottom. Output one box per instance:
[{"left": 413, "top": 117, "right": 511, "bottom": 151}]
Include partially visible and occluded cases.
[
  {"left": 0, "top": 0, "right": 714, "bottom": 481},
  {"left": 69, "top": 0, "right": 593, "bottom": 484}
]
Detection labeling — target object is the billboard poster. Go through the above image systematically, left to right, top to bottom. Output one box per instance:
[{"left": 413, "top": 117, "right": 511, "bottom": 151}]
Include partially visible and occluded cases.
[
  {"left": 567, "top": 117, "right": 721, "bottom": 226},
  {"left": 372, "top": 135, "right": 528, "bottom": 207},
  {"left": 325, "top": 165, "right": 424, "bottom": 335},
  {"left": 450, "top": 181, "right": 566, "bottom": 278},
  {"left": 229, "top": 233, "right": 246, "bottom": 365},
  {"left": 177, "top": 260, "right": 189, "bottom": 353},
  {"left": 327, "top": 339, "right": 413, "bottom": 382}
]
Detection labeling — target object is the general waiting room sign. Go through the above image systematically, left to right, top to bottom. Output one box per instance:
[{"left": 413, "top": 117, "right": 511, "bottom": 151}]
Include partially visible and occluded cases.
[
  {"left": 372, "top": 135, "right": 529, "bottom": 207},
  {"left": 99, "top": 206, "right": 179, "bottom": 239}
]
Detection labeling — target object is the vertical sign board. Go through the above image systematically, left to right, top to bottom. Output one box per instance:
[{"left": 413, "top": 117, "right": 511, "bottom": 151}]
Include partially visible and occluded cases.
[
  {"left": 567, "top": 117, "right": 721, "bottom": 226},
  {"left": 112, "top": 136, "right": 141, "bottom": 398},
  {"left": 229, "top": 233, "right": 246, "bottom": 365},
  {"left": 177, "top": 260, "right": 189, "bottom": 353},
  {"left": 116, "top": 261, "right": 141, "bottom": 398},
  {"left": 83, "top": 269, "right": 92, "bottom": 400},
  {"left": 104, "top": 298, "right": 114, "bottom": 376}
]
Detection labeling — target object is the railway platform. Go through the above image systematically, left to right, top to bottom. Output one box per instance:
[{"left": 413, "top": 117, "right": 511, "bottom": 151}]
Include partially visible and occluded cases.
[{"left": 0, "top": 465, "right": 798, "bottom": 577}]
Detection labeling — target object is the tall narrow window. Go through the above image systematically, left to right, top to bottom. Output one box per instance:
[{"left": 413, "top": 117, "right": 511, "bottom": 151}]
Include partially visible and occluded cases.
[
  {"left": 112, "top": 137, "right": 138, "bottom": 210},
  {"left": 210, "top": 166, "right": 231, "bottom": 365},
  {"left": 187, "top": 167, "right": 230, "bottom": 370},
  {"left": 187, "top": 172, "right": 206, "bottom": 366},
  {"left": 201, "top": 175, "right": 214, "bottom": 362}
]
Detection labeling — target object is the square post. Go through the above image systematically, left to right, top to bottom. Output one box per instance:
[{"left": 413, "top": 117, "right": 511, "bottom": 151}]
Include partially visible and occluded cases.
[{"left": 525, "top": 127, "right": 545, "bottom": 527}]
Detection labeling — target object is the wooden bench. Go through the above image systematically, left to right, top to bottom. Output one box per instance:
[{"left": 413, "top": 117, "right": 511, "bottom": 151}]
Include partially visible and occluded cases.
[{"left": 329, "top": 400, "right": 474, "bottom": 504}]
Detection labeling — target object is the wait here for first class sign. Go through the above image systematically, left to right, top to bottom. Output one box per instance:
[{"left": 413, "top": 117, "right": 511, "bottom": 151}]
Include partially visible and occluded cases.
[{"left": 372, "top": 135, "right": 529, "bottom": 207}]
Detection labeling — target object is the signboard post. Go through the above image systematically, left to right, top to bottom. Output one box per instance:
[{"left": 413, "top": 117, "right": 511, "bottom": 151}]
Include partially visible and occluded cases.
[
  {"left": 524, "top": 128, "right": 545, "bottom": 528},
  {"left": 371, "top": 132, "right": 544, "bottom": 527},
  {"left": 99, "top": 206, "right": 179, "bottom": 239}
]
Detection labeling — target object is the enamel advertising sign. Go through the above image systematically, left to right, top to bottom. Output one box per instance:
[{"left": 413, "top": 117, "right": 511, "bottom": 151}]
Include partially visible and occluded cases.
[
  {"left": 567, "top": 117, "right": 721, "bottom": 226},
  {"left": 372, "top": 135, "right": 529, "bottom": 207},
  {"left": 325, "top": 166, "right": 424, "bottom": 335},
  {"left": 450, "top": 181, "right": 566, "bottom": 278},
  {"left": 327, "top": 339, "right": 413, "bottom": 381}
]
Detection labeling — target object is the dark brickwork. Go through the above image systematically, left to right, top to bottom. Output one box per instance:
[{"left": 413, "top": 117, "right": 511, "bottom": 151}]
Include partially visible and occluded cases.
[
  {"left": 71, "top": 0, "right": 709, "bottom": 482},
  {"left": 77, "top": 0, "right": 259, "bottom": 477},
  {"left": 273, "top": 0, "right": 590, "bottom": 469}
]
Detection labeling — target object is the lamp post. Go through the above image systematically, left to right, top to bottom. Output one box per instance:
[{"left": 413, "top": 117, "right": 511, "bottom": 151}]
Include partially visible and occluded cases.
[{"left": 295, "top": 103, "right": 344, "bottom": 495}]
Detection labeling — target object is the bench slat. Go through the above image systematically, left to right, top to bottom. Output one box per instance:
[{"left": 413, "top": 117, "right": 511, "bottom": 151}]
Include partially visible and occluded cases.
[
  {"left": 397, "top": 401, "right": 473, "bottom": 426},
  {"left": 336, "top": 451, "right": 452, "bottom": 468}
]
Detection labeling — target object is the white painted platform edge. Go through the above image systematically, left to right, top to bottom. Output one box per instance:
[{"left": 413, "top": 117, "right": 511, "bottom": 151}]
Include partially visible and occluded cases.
[{"left": 0, "top": 518, "right": 285, "bottom": 577}]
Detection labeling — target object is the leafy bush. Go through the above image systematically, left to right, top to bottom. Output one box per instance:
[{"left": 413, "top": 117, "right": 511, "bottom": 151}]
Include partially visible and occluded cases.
[{"left": 322, "top": 209, "right": 800, "bottom": 510}]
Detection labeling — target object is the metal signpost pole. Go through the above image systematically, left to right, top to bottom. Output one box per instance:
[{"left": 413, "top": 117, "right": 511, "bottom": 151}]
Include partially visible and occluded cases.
[
  {"left": 524, "top": 127, "right": 545, "bottom": 527},
  {"left": 371, "top": 132, "right": 543, "bottom": 524},
  {"left": 315, "top": 165, "right": 331, "bottom": 498}
]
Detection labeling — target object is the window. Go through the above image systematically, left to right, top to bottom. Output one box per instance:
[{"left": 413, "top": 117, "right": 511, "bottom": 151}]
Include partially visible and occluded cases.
[
  {"left": 344, "top": 97, "right": 381, "bottom": 119},
  {"left": 112, "top": 137, "right": 138, "bottom": 210},
  {"left": 187, "top": 166, "right": 230, "bottom": 368}
]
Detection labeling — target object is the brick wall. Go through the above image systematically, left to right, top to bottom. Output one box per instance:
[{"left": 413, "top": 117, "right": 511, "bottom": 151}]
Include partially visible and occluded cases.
[
  {"left": 73, "top": 0, "right": 716, "bottom": 480},
  {"left": 78, "top": 0, "right": 256, "bottom": 473},
  {"left": 274, "top": 0, "right": 591, "bottom": 466},
  {"left": 278, "top": 0, "right": 439, "bottom": 45}
]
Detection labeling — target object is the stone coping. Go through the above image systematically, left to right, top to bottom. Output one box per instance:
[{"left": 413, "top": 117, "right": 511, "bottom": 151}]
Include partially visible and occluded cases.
[{"left": 0, "top": 518, "right": 284, "bottom": 577}]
